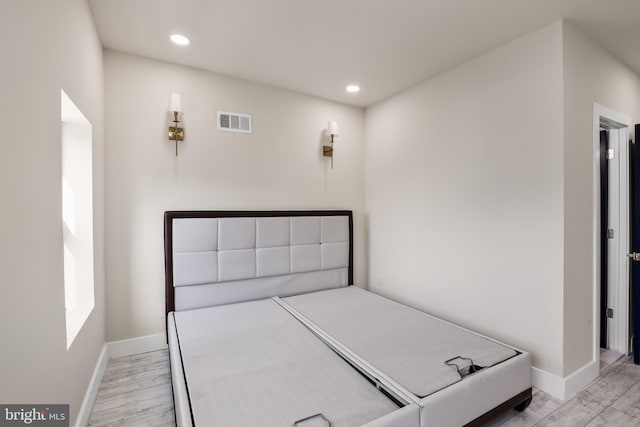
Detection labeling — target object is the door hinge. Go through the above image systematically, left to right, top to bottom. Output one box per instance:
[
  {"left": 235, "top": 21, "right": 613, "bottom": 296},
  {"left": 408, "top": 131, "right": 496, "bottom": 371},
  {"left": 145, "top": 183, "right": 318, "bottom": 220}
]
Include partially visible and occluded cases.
[
  {"left": 607, "top": 148, "right": 615, "bottom": 160},
  {"left": 607, "top": 229, "right": 614, "bottom": 239},
  {"left": 607, "top": 308, "right": 614, "bottom": 319}
]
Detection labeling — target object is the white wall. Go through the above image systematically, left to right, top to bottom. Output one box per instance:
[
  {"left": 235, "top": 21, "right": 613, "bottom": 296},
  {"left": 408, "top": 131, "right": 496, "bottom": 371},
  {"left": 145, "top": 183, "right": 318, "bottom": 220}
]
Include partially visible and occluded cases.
[
  {"left": 0, "top": 0, "right": 105, "bottom": 424},
  {"left": 562, "top": 21, "right": 640, "bottom": 375},
  {"left": 365, "top": 22, "right": 565, "bottom": 376},
  {"left": 104, "top": 51, "right": 365, "bottom": 341}
]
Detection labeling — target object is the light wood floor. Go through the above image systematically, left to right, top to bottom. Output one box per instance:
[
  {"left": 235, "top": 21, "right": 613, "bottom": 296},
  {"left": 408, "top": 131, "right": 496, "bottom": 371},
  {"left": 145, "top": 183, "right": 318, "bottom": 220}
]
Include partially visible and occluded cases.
[
  {"left": 88, "top": 350, "right": 640, "bottom": 426},
  {"left": 88, "top": 350, "right": 174, "bottom": 426}
]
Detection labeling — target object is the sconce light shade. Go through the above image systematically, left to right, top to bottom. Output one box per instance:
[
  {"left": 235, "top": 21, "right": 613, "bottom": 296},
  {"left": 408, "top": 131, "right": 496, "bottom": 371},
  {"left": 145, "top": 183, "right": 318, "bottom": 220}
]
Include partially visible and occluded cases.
[
  {"left": 168, "top": 93, "right": 183, "bottom": 113},
  {"left": 328, "top": 120, "right": 339, "bottom": 136}
]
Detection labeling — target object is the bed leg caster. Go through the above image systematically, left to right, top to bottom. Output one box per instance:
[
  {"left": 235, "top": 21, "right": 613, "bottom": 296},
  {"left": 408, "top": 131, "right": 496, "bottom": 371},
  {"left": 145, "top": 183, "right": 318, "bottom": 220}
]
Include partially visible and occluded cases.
[{"left": 514, "top": 396, "right": 532, "bottom": 412}]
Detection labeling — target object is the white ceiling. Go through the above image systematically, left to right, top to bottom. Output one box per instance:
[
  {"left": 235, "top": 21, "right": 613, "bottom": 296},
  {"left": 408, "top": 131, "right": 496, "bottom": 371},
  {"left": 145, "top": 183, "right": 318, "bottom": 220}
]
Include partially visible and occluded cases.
[{"left": 88, "top": 0, "right": 640, "bottom": 107}]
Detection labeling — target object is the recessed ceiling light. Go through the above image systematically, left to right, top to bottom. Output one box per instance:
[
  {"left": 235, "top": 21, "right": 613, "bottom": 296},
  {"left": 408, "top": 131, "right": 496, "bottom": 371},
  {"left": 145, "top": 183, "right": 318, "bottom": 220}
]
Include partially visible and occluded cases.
[
  {"left": 170, "top": 34, "right": 190, "bottom": 46},
  {"left": 346, "top": 85, "right": 360, "bottom": 93}
]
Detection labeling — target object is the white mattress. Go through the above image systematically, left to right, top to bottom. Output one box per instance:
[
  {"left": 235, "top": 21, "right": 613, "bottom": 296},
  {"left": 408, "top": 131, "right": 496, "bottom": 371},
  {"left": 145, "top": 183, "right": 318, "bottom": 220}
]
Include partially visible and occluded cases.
[
  {"left": 281, "top": 287, "right": 517, "bottom": 398},
  {"left": 172, "top": 298, "right": 400, "bottom": 427}
]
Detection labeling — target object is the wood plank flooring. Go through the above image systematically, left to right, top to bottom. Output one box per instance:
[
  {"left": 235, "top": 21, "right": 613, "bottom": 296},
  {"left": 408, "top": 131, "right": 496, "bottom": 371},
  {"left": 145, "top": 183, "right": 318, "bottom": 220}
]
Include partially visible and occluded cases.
[
  {"left": 88, "top": 350, "right": 640, "bottom": 426},
  {"left": 88, "top": 350, "right": 174, "bottom": 426},
  {"left": 490, "top": 355, "right": 640, "bottom": 427}
]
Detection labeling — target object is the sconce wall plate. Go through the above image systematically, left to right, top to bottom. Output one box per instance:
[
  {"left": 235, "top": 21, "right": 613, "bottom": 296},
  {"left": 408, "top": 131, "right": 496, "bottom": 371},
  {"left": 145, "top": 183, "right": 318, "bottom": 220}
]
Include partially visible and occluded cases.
[
  {"left": 169, "top": 111, "right": 184, "bottom": 141},
  {"left": 169, "top": 127, "right": 184, "bottom": 141}
]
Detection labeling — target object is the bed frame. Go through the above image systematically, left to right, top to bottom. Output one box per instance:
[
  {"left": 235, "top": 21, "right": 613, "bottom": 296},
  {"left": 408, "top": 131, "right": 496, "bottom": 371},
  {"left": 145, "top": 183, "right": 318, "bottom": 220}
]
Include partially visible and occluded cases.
[{"left": 164, "top": 210, "right": 532, "bottom": 427}]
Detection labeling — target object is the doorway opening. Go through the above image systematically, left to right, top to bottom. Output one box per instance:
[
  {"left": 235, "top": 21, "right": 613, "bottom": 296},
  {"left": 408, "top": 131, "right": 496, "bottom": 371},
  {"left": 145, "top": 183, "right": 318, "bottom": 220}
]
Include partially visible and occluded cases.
[{"left": 593, "top": 103, "right": 631, "bottom": 373}]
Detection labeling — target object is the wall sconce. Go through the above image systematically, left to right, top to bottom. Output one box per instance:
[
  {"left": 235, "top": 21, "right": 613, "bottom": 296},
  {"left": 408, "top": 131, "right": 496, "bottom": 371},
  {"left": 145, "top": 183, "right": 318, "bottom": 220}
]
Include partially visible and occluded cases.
[
  {"left": 168, "top": 93, "right": 184, "bottom": 156},
  {"left": 324, "top": 120, "right": 339, "bottom": 168}
]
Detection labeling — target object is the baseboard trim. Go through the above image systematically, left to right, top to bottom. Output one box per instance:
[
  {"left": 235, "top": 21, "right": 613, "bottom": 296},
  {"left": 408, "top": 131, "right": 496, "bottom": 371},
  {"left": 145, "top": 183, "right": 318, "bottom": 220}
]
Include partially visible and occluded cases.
[
  {"left": 107, "top": 333, "right": 167, "bottom": 358},
  {"left": 76, "top": 334, "right": 167, "bottom": 426},
  {"left": 75, "top": 344, "right": 109, "bottom": 427},
  {"left": 563, "top": 359, "right": 599, "bottom": 400},
  {"left": 532, "top": 360, "right": 599, "bottom": 401},
  {"left": 532, "top": 367, "right": 564, "bottom": 400}
]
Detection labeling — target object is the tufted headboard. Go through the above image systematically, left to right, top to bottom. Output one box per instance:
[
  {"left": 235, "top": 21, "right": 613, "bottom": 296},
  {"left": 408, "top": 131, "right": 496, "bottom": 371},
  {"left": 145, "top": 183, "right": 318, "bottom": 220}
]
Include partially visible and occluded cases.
[{"left": 164, "top": 210, "right": 353, "bottom": 316}]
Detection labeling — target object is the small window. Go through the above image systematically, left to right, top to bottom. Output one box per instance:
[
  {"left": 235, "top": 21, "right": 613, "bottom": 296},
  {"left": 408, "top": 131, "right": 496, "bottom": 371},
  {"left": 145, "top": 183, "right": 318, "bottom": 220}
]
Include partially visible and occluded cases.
[{"left": 61, "top": 90, "right": 95, "bottom": 349}]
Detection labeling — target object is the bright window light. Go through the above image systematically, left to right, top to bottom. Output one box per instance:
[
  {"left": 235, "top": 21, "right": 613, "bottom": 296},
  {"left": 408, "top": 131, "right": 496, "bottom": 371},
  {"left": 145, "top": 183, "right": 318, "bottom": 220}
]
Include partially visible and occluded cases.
[
  {"left": 170, "top": 34, "right": 190, "bottom": 46},
  {"left": 346, "top": 85, "right": 360, "bottom": 93},
  {"left": 61, "top": 90, "right": 95, "bottom": 350}
]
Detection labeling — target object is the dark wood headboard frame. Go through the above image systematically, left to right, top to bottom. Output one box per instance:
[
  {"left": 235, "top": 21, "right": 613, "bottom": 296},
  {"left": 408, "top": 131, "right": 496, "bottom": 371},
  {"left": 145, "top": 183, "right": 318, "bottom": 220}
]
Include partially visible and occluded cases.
[{"left": 164, "top": 210, "right": 354, "bottom": 318}]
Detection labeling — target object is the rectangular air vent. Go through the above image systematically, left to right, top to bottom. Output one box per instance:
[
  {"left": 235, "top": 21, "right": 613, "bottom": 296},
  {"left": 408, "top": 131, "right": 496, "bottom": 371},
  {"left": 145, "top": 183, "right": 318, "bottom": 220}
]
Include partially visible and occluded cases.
[{"left": 218, "top": 111, "right": 252, "bottom": 134}]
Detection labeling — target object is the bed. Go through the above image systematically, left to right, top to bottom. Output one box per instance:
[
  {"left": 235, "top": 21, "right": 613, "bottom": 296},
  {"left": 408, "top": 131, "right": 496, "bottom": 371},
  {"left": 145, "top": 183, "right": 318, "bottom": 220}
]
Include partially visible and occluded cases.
[{"left": 164, "top": 210, "right": 532, "bottom": 427}]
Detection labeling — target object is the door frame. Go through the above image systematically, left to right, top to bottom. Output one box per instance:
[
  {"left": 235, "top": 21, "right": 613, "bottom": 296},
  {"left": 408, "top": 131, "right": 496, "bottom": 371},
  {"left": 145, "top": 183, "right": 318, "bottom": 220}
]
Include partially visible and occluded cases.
[
  {"left": 592, "top": 103, "right": 631, "bottom": 361},
  {"left": 600, "top": 129, "right": 609, "bottom": 349}
]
